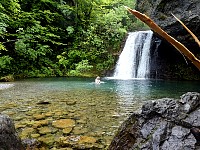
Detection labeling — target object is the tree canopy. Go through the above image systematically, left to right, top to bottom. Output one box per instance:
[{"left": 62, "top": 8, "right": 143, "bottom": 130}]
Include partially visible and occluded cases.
[{"left": 0, "top": 0, "right": 146, "bottom": 78}]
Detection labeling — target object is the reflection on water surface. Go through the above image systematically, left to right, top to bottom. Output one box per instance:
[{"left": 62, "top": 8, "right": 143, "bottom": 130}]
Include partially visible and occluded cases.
[{"left": 0, "top": 77, "right": 199, "bottom": 149}]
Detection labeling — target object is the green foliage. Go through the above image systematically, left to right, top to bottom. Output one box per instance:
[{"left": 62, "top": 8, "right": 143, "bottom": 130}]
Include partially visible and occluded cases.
[
  {"left": 0, "top": 0, "right": 143, "bottom": 78},
  {"left": 0, "top": 0, "right": 21, "bottom": 17},
  {"left": 69, "top": 0, "right": 136, "bottom": 74},
  {"left": 0, "top": 22, "right": 7, "bottom": 35},
  {"left": 66, "top": 26, "right": 74, "bottom": 35},
  {"left": 0, "top": 43, "right": 6, "bottom": 52},
  {"left": 57, "top": 53, "right": 69, "bottom": 68},
  {"left": 96, "top": 54, "right": 115, "bottom": 71},
  {"left": 0, "top": 56, "right": 13, "bottom": 75},
  {"left": 0, "top": 56, "right": 12, "bottom": 68},
  {"left": 68, "top": 60, "right": 93, "bottom": 76},
  {"left": 75, "top": 60, "right": 93, "bottom": 73}
]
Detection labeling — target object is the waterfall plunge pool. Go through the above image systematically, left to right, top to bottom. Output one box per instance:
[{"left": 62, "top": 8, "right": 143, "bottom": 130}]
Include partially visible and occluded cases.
[{"left": 0, "top": 77, "right": 200, "bottom": 149}]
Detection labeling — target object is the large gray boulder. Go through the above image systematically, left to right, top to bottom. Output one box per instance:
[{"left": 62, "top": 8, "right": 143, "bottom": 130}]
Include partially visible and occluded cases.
[
  {"left": 109, "top": 92, "right": 200, "bottom": 150},
  {"left": 0, "top": 114, "right": 24, "bottom": 150}
]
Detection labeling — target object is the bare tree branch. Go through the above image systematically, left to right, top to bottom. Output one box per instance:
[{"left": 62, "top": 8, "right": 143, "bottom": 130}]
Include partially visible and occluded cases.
[
  {"left": 124, "top": 6, "right": 200, "bottom": 71},
  {"left": 172, "top": 13, "right": 200, "bottom": 48}
]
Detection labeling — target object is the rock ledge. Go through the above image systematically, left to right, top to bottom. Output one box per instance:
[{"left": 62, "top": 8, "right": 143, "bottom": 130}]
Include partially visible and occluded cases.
[{"left": 109, "top": 92, "right": 200, "bottom": 150}]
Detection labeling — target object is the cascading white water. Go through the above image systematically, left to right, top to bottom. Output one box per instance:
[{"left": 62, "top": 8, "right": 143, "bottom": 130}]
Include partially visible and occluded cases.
[{"left": 113, "top": 30, "right": 153, "bottom": 79}]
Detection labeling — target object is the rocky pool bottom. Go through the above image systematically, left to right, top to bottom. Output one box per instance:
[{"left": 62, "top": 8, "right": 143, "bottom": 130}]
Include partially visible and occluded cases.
[
  {"left": 0, "top": 86, "right": 143, "bottom": 149},
  {"left": 0, "top": 90, "right": 129, "bottom": 149},
  {"left": 1, "top": 92, "right": 200, "bottom": 150}
]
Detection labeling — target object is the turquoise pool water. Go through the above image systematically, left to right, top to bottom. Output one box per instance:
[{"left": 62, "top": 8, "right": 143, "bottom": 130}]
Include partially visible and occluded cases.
[{"left": 0, "top": 77, "right": 199, "bottom": 148}]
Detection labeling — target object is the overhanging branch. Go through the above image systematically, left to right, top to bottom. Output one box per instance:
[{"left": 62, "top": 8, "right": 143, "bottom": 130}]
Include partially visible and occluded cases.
[{"left": 124, "top": 6, "right": 200, "bottom": 71}]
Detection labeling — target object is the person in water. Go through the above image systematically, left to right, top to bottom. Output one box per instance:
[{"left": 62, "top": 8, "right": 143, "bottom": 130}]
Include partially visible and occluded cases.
[{"left": 95, "top": 76, "right": 101, "bottom": 84}]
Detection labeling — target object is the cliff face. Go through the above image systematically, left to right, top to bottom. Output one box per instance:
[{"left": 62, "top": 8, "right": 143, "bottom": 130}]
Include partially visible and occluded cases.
[{"left": 136, "top": 0, "right": 200, "bottom": 80}]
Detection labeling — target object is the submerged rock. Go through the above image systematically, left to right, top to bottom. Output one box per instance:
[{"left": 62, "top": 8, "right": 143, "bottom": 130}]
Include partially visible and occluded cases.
[
  {"left": 109, "top": 92, "right": 200, "bottom": 149},
  {"left": 36, "top": 101, "right": 51, "bottom": 105},
  {"left": 52, "top": 119, "right": 75, "bottom": 129},
  {"left": 38, "top": 126, "right": 54, "bottom": 135},
  {"left": 59, "top": 135, "right": 100, "bottom": 149},
  {"left": 22, "top": 138, "right": 40, "bottom": 150}
]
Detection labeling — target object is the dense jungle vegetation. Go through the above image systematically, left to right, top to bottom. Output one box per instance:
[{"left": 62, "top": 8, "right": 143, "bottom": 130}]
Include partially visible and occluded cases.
[{"left": 0, "top": 0, "right": 147, "bottom": 79}]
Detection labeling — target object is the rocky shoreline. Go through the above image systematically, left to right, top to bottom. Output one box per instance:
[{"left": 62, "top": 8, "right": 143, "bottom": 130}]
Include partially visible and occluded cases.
[{"left": 109, "top": 92, "right": 200, "bottom": 150}]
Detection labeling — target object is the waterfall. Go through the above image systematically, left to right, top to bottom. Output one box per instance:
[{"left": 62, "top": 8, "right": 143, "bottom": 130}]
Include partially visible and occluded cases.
[{"left": 113, "top": 30, "right": 153, "bottom": 79}]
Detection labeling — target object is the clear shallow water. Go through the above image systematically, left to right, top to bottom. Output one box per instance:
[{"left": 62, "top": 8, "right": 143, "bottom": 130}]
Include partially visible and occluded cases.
[{"left": 0, "top": 77, "right": 200, "bottom": 148}]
